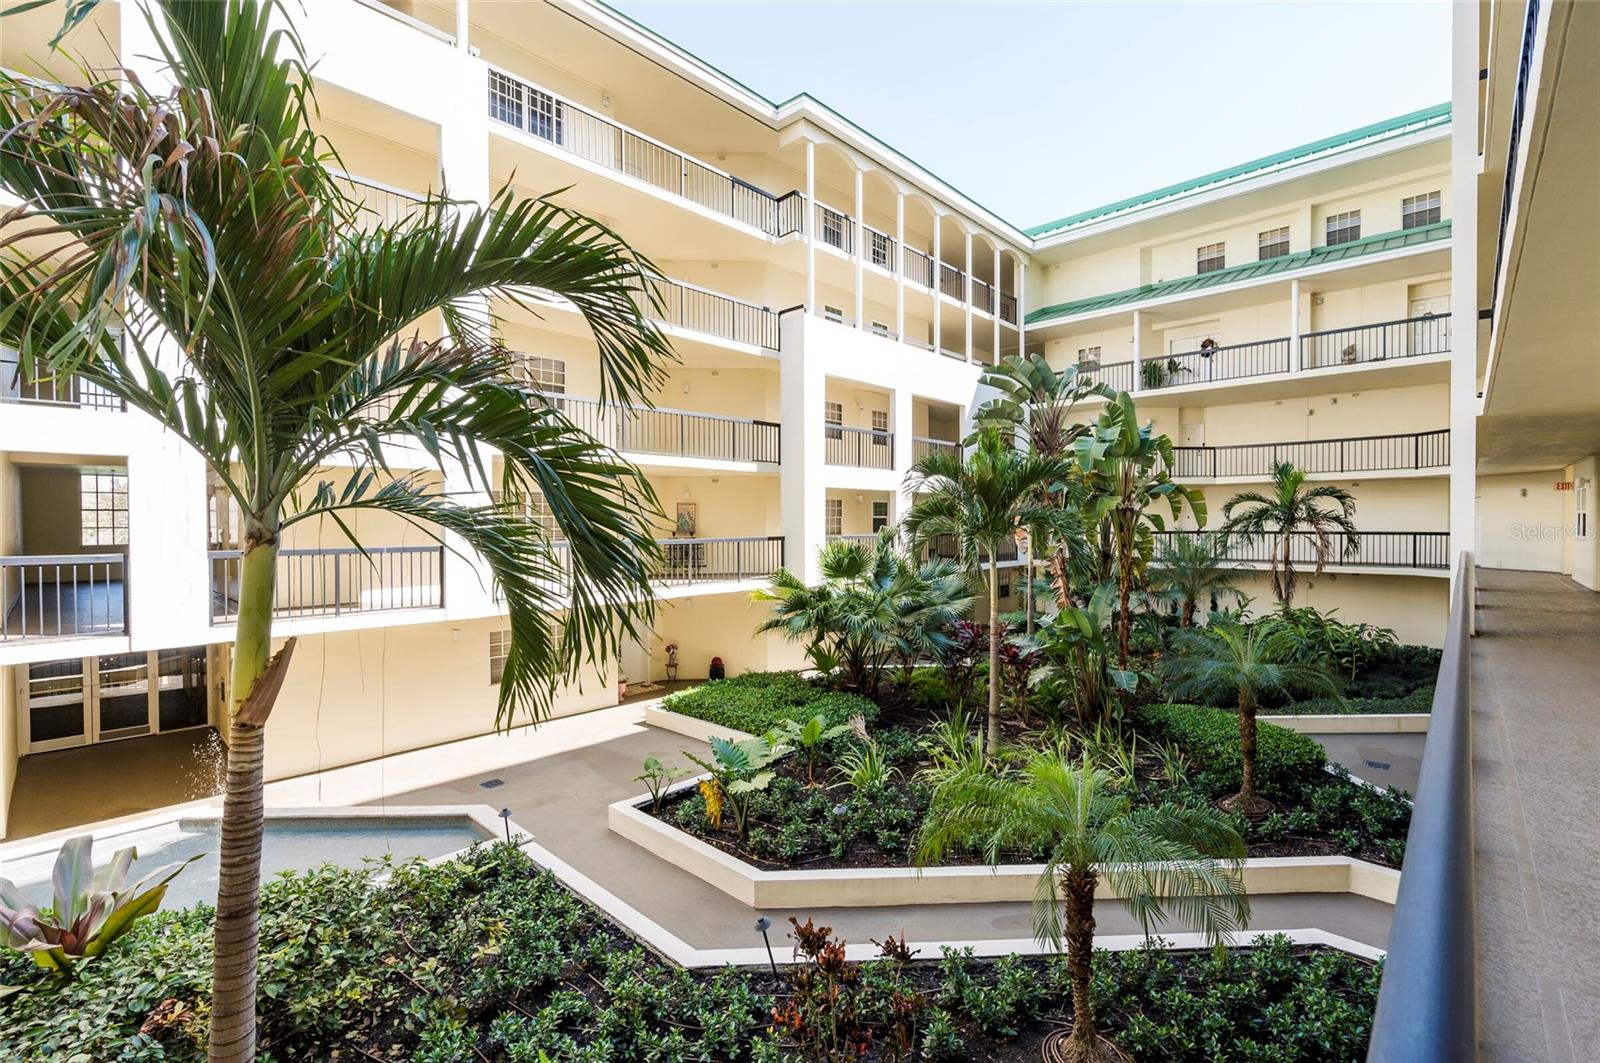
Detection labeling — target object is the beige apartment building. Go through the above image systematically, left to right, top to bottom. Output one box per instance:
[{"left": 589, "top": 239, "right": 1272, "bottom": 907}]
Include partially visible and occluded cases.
[{"left": 0, "top": 0, "right": 1480, "bottom": 838}]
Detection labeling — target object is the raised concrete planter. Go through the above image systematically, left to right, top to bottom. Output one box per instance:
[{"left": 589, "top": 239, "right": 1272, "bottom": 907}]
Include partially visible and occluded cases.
[
  {"left": 643, "top": 703, "right": 751, "bottom": 744},
  {"left": 1260, "top": 713, "right": 1430, "bottom": 734},
  {"left": 609, "top": 787, "right": 1400, "bottom": 911}
]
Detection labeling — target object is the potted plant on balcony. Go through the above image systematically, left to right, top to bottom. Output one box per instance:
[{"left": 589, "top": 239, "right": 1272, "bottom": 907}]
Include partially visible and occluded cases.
[{"left": 1340, "top": 342, "right": 1360, "bottom": 365}]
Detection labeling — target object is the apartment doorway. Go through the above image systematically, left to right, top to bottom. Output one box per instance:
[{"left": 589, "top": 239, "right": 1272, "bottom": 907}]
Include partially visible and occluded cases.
[
  {"left": 1409, "top": 295, "right": 1450, "bottom": 354},
  {"left": 17, "top": 646, "right": 212, "bottom": 754}
]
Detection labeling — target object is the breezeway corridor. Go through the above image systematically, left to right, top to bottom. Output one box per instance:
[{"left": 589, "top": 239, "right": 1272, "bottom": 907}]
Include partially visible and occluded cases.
[{"left": 1472, "top": 569, "right": 1600, "bottom": 1062}]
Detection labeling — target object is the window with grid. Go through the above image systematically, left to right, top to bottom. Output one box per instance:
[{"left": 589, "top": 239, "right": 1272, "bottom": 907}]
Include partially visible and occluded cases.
[
  {"left": 488, "top": 72, "right": 524, "bottom": 129},
  {"left": 527, "top": 87, "right": 563, "bottom": 143},
  {"left": 1402, "top": 191, "right": 1442, "bottom": 230},
  {"left": 822, "top": 210, "right": 846, "bottom": 251},
  {"left": 1325, "top": 210, "right": 1361, "bottom": 246},
  {"left": 1258, "top": 226, "right": 1290, "bottom": 260},
  {"left": 869, "top": 231, "right": 892, "bottom": 269},
  {"left": 1196, "top": 242, "right": 1226, "bottom": 274},
  {"left": 1076, "top": 346, "right": 1102, "bottom": 370},
  {"left": 518, "top": 355, "right": 566, "bottom": 394},
  {"left": 825, "top": 401, "right": 844, "bottom": 440},
  {"left": 871, "top": 409, "right": 889, "bottom": 445},
  {"left": 80, "top": 470, "right": 129, "bottom": 546},
  {"left": 825, "top": 498, "right": 843, "bottom": 537},
  {"left": 871, "top": 500, "right": 889, "bottom": 533},
  {"left": 489, "top": 630, "right": 511, "bottom": 684}
]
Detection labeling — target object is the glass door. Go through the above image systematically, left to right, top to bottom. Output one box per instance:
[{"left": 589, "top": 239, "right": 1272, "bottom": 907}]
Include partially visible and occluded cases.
[
  {"left": 156, "top": 647, "right": 209, "bottom": 732},
  {"left": 94, "top": 652, "right": 153, "bottom": 741},
  {"left": 24, "top": 659, "right": 89, "bottom": 752}
]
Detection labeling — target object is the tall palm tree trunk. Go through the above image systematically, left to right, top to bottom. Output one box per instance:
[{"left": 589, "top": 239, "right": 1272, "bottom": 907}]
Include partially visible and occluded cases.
[
  {"left": 209, "top": 532, "right": 278, "bottom": 1063},
  {"left": 1024, "top": 533, "right": 1036, "bottom": 638},
  {"left": 1278, "top": 533, "right": 1296, "bottom": 606},
  {"left": 986, "top": 557, "right": 1001, "bottom": 755},
  {"left": 1236, "top": 691, "right": 1259, "bottom": 811},
  {"left": 1062, "top": 867, "right": 1101, "bottom": 1060}
]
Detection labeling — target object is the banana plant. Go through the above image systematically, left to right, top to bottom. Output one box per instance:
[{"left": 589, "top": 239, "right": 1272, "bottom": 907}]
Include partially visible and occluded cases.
[
  {"left": 1015, "top": 584, "right": 1146, "bottom": 729},
  {"left": 767, "top": 714, "right": 851, "bottom": 786},
  {"left": 684, "top": 736, "right": 779, "bottom": 843},
  {"left": 0, "top": 835, "right": 200, "bottom": 976}
]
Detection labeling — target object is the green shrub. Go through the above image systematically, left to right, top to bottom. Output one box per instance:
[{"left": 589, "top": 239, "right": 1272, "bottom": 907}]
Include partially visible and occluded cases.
[
  {"left": 660, "top": 671, "right": 878, "bottom": 735},
  {"left": 1268, "top": 686, "right": 1434, "bottom": 716},
  {"left": 1137, "top": 704, "right": 1327, "bottom": 803}
]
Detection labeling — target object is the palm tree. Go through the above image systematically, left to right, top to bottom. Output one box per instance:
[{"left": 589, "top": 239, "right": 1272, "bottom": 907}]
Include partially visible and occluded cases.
[
  {"left": 0, "top": 5, "right": 670, "bottom": 1059},
  {"left": 974, "top": 353, "right": 1105, "bottom": 626},
  {"left": 1074, "top": 393, "right": 1205, "bottom": 667},
  {"left": 904, "top": 428, "right": 1066, "bottom": 753},
  {"left": 1222, "top": 461, "right": 1359, "bottom": 606},
  {"left": 754, "top": 531, "right": 970, "bottom": 692},
  {"left": 1151, "top": 531, "right": 1242, "bottom": 627},
  {"left": 1160, "top": 623, "right": 1343, "bottom": 815},
  {"left": 916, "top": 752, "right": 1249, "bottom": 1063}
]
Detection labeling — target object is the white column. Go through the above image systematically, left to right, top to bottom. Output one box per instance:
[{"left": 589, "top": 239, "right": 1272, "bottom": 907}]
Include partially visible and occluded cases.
[
  {"left": 455, "top": 0, "right": 469, "bottom": 50},
  {"left": 1448, "top": 4, "right": 1479, "bottom": 584},
  {"left": 805, "top": 140, "right": 816, "bottom": 316},
  {"left": 853, "top": 168, "right": 864, "bottom": 330},
  {"left": 895, "top": 192, "right": 905, "bottom": 343},
  {"left": 933, "top": 213, "right": 942, "bottom": 355},
  {"left": 963, "top": 230, "right": 973, "bottom": 364},
  {"left": 992, "top": 247, "right": 1002, "bottom": 365},
  {"left": 1019, "top": 261, "right": 1028, "bottom": 361},
  {"left": 1289, "top": 278, "right": 1303, "bottom": 372},
  {"left": 1131, "top": 310, "right": 1144, "bottom": 394},
  {"left": 891, "top": 387, "right": 914, "bottom": 486}
]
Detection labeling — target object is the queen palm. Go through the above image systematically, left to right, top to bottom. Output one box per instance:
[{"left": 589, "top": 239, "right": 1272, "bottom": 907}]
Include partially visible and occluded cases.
[
  {"left": 0, "top": 4, "right": 671, "bottom": 1059},
  {"left": 904, "top": 427, "right": 1065, "bottom": 753},
  {"left": 1222, "top": 461, "right": 1359, "bottom": 606},
  {"left": 1151, "top": 530, "right": 1242, "bottom": 627},
  {"left": 1160, "top": 623, "right": 1343, "bottom": 815},
  {"left": 916, "top": 753, "right": 1249, "bottom": 1063}
]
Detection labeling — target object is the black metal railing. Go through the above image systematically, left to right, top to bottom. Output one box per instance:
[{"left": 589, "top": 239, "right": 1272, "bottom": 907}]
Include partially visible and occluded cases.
[
  {"left": 1493, "top": 0, "right": 1542, "bottom": 310},
  {"left": 487, "top": 68, "right": 799, "bottom": 237},
  {"left": 774, "top": 192, "right": 806, "bottom": 238},
  {"left": 816, "top": 202, "right": 853, "bottom": 254},
  {"left": 864, "top": 225, "right": 897, "bottom": 271},
  {"left": 902, "top": 246, "right": 935, "bottom": 288},
  {"left": 939, "top": 262, "right": 964, "bottom": 300},
  {"left": 642, "top": 276, "right": 779, "bottom": 349},
  {"left": 972, "top": 278, "right": 994, "bottom": 314},
  {"left": 999, "top": 292, "right": 1018, "bottom": 324},
  {"left": 1300, "top": 314, "right": 1452, "bottom": 369},
  {"left": 1149, "top": 338, "right": 1294, "bottom": 389},
  {"left": 2, "top": 348, "right": 124, "bottom": 410},
  {"left": 1079, "top": 360, "right": 1136, "bottom": 393},
  {"left": 557, "top": 396, "right": 779, "bottom": 464},
  {"left": 824, "top": 424, "right": 895, "bottom": 469},
  {"left": 1170, "top": 429, "right": 1450, "bottom": 479},
  {"left": 913, "top": 436, "right": 961, "bottom": 464},
  {"left": 1152, "top": 530, "right": 1449, "bottom": 570},
  {"left": 827, "top": 534, "right": 879, "bottom": 547},
  {"left": 924, "top": 535, "right": 1020, "bottom": 564},
  {"left": 655, "top": 536, "right": 784, "bottom": 586},
  {"left": 208, "top": 545, "right": 443, "bottom": 623},
  {"left": 1366, "top": 552, "right": 1474, "bottom": 1062},
  {"left": 1, "top": 554, "right": 126, "bottom": 641}
]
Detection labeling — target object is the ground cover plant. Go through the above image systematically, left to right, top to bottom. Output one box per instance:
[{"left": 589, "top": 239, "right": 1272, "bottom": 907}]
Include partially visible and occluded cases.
[{"left": 0, "top": 843, "right": 1382, "bottom": 1062}]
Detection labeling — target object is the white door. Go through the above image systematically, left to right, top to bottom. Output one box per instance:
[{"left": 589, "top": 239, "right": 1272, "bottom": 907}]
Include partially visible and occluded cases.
[
  {"left": 1409, "top": 295, "right": 1450, "bottom": 355},
  {"left": 1180, "top": 422, "right": 1205, "bottom": 447}
]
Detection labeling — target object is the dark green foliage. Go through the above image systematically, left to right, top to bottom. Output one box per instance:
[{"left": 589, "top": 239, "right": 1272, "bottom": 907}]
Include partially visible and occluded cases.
[
  {"left": 661, "top": 671, "right": 879, "bottom": 735},
  {"left": 1271, "top": 686, "right": 1435, "bottom": 716},
  {"left": 1136, "top": 703, "right": 1328, "bottom": 802}
]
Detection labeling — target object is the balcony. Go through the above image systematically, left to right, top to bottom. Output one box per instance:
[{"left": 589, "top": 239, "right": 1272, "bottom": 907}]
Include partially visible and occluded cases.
[
  {"left": 487, "top": 68, "right": 802, "bottom": 238},
  {"left": 641, "top": 276, "right": 779, "bottom": 350},
  {"left": 2, "top": 348, "right": 124, "bottom": 411},
  {"left": 558, "top": 396, "right": 779, "bottom": 465},
  {"left": 824, "top": 424, "right": 894, "bottom": 470},
  {"left": 1169, "top": 429, "right": 1450, "bottom": 479},
  {"left": 912, "top": 436, "right": 961, "bottom": 464},
  {"left": 1153, "top": 530, "right": 1449, "bottom": 571},
  {"left": 544, "top": 535, "right": 783, "bottom": 591},
  {"left": 924, "top": 535, "right": 1020, "bottom": 565},
  {"left": 208, "top": 545, "right": 444, "bottom": 624},
  {"left": 1, "top": 555, "right": 126, "bottom": 642}
]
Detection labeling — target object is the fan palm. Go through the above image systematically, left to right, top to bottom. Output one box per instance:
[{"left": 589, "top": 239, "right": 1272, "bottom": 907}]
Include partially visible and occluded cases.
[
  {"left": 0, "top": 4, "right": 671, "bottom": 1059},
  {"left": 903, "top": 427, "right": 1067, "bottom": 753},
  {"left": 1221, "top": 461, "right": 1358, "bottom": 606},
  {"left": 754, "top": 530, "right": 970, "bottom": 692},
  {"left": 1151, "top": 530, "right": 1242, "bottom": 627},
  {"left": 1160, "top": 623, "right": 1344, "bottom": 815},
  {"left": 916, "top": 752, "right": 1249, "bottom": 1063}
]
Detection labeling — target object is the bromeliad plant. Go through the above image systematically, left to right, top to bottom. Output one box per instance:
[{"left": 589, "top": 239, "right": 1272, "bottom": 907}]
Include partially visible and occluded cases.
[
  {"left": 768, "top": 713, "right": 851, "bottom": 786},
  {"left": 685, "top": 736, "right": 779, "bottom": 843},
  {"left": 0, "top": 835, "right": 200, "bottom": 976}
]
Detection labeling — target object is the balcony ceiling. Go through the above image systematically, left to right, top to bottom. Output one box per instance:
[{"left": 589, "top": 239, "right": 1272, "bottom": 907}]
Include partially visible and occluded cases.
[{"left": 1478, "top": 1, "right": 1600, "bottom": 476}]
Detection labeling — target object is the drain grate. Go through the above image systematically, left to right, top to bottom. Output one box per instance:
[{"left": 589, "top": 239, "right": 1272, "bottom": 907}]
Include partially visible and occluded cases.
[{"left": 479, "top": 778, "right": 505, "bottom": 790}]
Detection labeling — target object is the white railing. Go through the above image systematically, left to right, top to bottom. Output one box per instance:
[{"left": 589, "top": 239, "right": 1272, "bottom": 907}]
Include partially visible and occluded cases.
[
  {"left": 331, "top": 169, "right": 430, "bottom": 230},
  {"left": 1, "top": 554, "right": 127, "bottom": 641}
]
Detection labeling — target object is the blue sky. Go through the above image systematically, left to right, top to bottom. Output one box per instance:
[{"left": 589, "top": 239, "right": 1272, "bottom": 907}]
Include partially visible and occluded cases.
[{"left": 609, "top": 1, "right": 1453, "bottom": 231}]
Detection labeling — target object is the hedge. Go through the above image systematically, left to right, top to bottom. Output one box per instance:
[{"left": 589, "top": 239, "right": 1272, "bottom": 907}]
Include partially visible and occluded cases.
[
  {"left": 660, "top": 671, "right": 878, "bottom": 735},
  {"left": 1266, "top": 686, "right": 1435, "bottom": 716},
  {"left": 1137, "top": 703, "right": 1328, "bottom": 803}
]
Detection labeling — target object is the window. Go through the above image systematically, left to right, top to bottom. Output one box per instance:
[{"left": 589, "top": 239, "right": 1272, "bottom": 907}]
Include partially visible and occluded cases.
[
  {"left": 487, "top": 71, "right": 524, "bottom": 128},
  {"left": 487, "top": 74, "right": 562, "bottom": 143},
  {"left": 527, "top": 86, "right": 563, "bottom": 143},
  {"left": 1402, "top": 190, "right": 1442, "bottom": 230},
  {"left": 821, "top": 209, "right": 847, "bottom": 251},
  {"left": 1325, "top": 210, "right": 1361, "bottom": 246},
  {"left": 1258, "top": 226, "right": 1290, "bottom": 260},
  {"left": 869, "top": 231, "right": 893, "bottom": 270},
  {"left": 1196, "top": 242, "right": 1226, "bottom": 274},
  {"left": 823, "top": 305, "right": 846, "bottom": 325},
  {"left": 869, "top": 320, "right": 893, "bottom": 339},
  {"left": 1076, "top": 346, "right": 1102, "bottom": 370},
  {"left": 518, "top": 355, "right": 566, "bottom": 394},
  {"left": 825, "top": 400, "right": 844, "bottom": 440},
  {"left": 871, "top": 409, "right": 889, "bottom": 445},
  {"left": 80, "top": 470, "right": 128, "bottom": 546},
  {"left": 825, "top": 498, "right": 843, "bottom": 537},
  {"left": 871, "top": 500, "right": 889, "bottom": 532},
  {"left": 998, "top": 581, "right": 1011, "bottom": 599},
  {"left": 489, "top": 630, "right": 511, "bottom": 684}
]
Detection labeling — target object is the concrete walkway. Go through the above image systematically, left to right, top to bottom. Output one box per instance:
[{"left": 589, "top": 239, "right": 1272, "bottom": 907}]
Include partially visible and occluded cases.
[
  {"left": 1472, "top": 569, "right": 1600, "bottom": 1062},
  {"left": 373, "top": 709, "right": 1393, "bottom": 954},
  {"left": 1308, "top": 731, "right": 1426, "bottom": 793}
]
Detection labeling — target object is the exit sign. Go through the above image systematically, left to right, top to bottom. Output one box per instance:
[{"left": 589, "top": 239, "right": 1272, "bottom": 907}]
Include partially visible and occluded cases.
[{"left": 1555, "top": 482, "right": 1574, "bottom": 491}]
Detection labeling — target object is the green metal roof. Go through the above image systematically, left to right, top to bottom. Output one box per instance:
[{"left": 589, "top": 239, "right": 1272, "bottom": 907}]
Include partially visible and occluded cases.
[
  {"left": 1026, "top": 103, "right": 1452, "bottom": 239},
  {"left": 1026, "top": 220, "right": 1452, "bottom": 326}
]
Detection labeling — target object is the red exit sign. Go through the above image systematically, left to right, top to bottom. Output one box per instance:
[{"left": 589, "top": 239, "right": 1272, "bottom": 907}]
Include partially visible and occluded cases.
[{"left": 1555, "top": 481, "right": 1574, "bottom": 491}]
